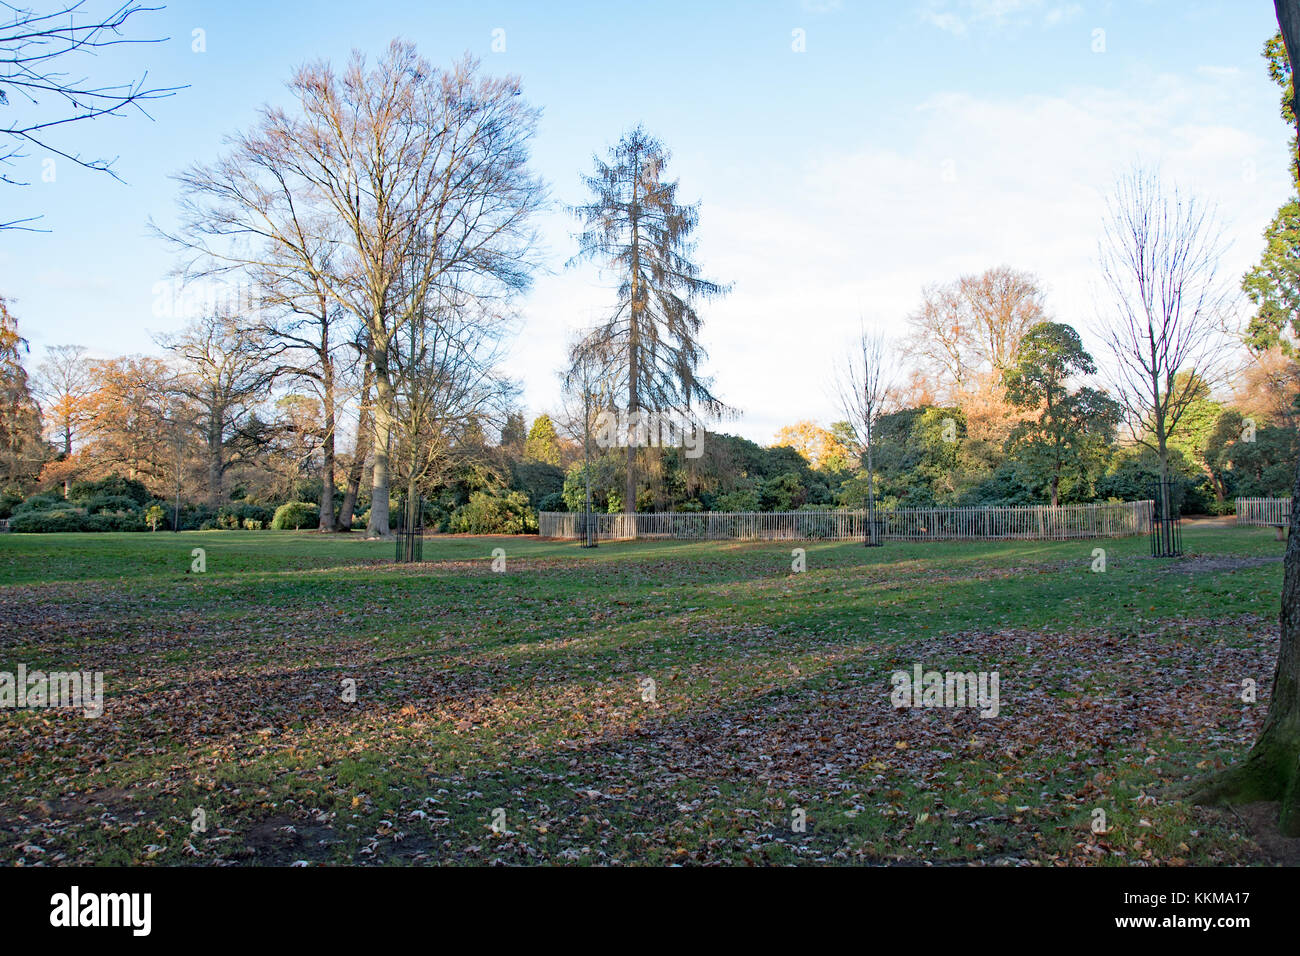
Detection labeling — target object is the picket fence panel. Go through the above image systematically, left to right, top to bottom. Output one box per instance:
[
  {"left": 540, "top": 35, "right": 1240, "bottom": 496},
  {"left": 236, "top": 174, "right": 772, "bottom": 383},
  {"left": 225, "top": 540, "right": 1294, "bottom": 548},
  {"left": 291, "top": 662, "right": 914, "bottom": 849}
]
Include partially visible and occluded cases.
[
  {"left": 1236, "top": 497, "right": 1292, "bottom": 527},
  {"left": 539, "top": 501, "right": 1153, "bottom": 542}
]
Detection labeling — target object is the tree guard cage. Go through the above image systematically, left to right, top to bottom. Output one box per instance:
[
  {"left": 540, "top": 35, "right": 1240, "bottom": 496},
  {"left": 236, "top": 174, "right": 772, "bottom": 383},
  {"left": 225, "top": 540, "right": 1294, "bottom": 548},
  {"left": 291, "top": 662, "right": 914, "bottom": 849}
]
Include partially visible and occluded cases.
[
  {"left": 1150, "top": 479, "right": 1182, "bottom": 558},
  {"left": 395, "top": 495, "right": 424, "bottom": 563},
  {"left": 579, "top": 507, "right": 598, "bottom": 549},
  {"left": 864, "top": 512, "right": 885, "bottom": 547}
]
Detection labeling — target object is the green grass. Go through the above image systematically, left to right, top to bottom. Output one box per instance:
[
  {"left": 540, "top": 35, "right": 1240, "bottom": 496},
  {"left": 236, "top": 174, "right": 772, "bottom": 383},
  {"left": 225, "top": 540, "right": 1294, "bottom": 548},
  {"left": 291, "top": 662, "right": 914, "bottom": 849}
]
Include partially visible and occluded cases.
[{"left": 0, "top": 524, "right": 1286, "bottom": 865}]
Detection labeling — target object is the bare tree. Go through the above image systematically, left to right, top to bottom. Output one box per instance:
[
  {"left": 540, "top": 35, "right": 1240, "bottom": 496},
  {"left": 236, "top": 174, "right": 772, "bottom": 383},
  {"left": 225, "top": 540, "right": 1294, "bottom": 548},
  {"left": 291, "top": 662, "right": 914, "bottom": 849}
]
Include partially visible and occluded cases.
[
  {"left": 0, "top": 1, "right": 180, "bottom": 228},
  {"left": 162, "top": 43, "right": 543, "bottom": 536},
  {"left": 287, "top": 46, "right": 543, "bottom": 538},
  {"left": 160, "top": 103, "right": 357, "bottom": 532},
  {"left": 1098, "top": 167, "right": 1227, "bottom": 545},
  {"left": 387, "top": 259, "right": 516, "bottom": 536},
  {"left": 250, "top": 261, "right": 356, "bottom": 531},
  {"left": 905, "top": 266, "right": 1046, "bottom": 399},
  {"left": 960, "top": 266, "right": 1048, "bottom": 373},
  {"left": 906, "top": 282, "right": 970, "bottom": 394},
  {"left": 159, "top": 314, "right": 274, "bottom": 508},
  {"left": 836, "top": 326, "right": 895, "bottom": 546},
  {"left": 562, "top": 328, "right": 622, "bottom": 547},
  {"left": 33, "top": 343, "right": 92, "bottom": 459}
]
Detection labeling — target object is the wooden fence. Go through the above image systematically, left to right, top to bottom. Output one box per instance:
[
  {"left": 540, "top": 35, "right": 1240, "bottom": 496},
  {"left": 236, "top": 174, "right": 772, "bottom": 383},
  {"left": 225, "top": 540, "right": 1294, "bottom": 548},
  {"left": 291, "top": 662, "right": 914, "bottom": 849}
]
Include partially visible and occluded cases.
[
  {"left": 1236, "top": 497, "right": 1291, "bottom": 527},
  {"left": 539, "top": 501, "right": 1153, "bottom": 542}
]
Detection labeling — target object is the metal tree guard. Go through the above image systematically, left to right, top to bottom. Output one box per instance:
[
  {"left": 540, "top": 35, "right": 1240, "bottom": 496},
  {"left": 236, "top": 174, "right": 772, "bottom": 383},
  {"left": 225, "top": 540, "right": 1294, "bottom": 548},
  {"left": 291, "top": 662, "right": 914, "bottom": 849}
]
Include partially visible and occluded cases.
[
  {"left": 575, "top": 361, "right": 599, "bottom": 549},
  {"left": 579, "top": 407, "right": 598, "bottom": 549},
  {"left": 1150, "top": 479, "right": 1182, "bottom": 557},
  {"left": 863, "top": 490, "right": 883, "bottom": 548},
  {"left": 395, "top": 494, "right": 424, "bottom": 563},
  {"left": 580, "top": 502, "right": 598, "bottom": 548}
]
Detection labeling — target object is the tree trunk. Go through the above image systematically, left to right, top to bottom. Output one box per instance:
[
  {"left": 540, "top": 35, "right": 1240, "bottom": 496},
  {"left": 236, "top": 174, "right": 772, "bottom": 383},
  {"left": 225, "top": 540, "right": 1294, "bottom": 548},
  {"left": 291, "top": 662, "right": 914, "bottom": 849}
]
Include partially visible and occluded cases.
[
  {"left": 1192, "top": 0, "right": 1300, "bottom": 835},
  {"left": 625, "top": 159, "right": 641, "bottom": 520},
  {"left": 624, "top": 335, "right": 638, "bottom": 514},
  {"left": 318, "top": 349, "right": 337, "bottom": 532},
  {"left": 367, "top": 361, "right": 394, "bottom": 538},
  {"left": 338, "top": 366, "right": 373, "bottom": 533},
  {"left": 582, "top": 388, "right": 596, "bottom": 548},
  {"left": 207, "top": 409, "right": 224, "bottom": 509},
  {"left": 62, "top": 422, "right": 71, "bottom": 497},
  {"left": 865, "top": 426, "right": 877, "bottom": 547},
  {"left": 318, "top": 428, "right": 336, "bottom": 530},
  {"left": 1157, "top": 434, "right": 1170, "bottom": 521},
  {"left": 62, "top": 439, "right": 70, "bottom": 495},
  {"left": 625, "top": 444, "right": 636, "bottom": 516},
  {"left": 1192, "top": 448, "right": 1300, "bottom": 832}
]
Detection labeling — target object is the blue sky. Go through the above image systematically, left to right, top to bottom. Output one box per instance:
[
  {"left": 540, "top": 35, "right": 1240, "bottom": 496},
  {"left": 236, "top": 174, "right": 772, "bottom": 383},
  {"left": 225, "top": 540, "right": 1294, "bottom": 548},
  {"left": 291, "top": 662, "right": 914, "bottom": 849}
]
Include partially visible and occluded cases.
[{"left": 1, "top": 0, "right": 1291, "bottom": 443}]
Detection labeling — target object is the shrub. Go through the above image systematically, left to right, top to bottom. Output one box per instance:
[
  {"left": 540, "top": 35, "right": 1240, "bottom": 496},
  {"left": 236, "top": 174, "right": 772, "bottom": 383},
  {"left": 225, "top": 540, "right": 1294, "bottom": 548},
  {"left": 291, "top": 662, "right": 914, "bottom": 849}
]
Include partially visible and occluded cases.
[
  {"left": 1097, "top": 446, "right": 1205, "bottom": 514},
  {"left": 561, "top": 458, "right": 620, "bottom": 513},
  {"left": 511, "top": 461, "right": 565, "bottom": 507},
  {"left": 954, "top": 465, "right": 1040, "bottom": 507},
  {"left": 759, "top": 471, "right": 808, "bottom": 511},
  {"left": 68, "top": 475, "right": 150, "bottom": 506},
  {"left": 292, "top": 478, "right": 323, "bottom": 505},
  {"left": 0, "top": 485, "right": 23, "bottom": 519},
  {"left": 714, "top": 488, "right": 760, "bottom": 512},
  {"left": 449, "top": 490, "right": 536, "bottom": 534},
  {"left": 537, "top": 492, "right": 567, "bottom": 513},
  {"left": 12, "top": 493, "right": 63, "bottom": 515},
  {"left": 83, "top": 494, "right": 143, "bottom": 515},
  {"left": 423, "top": 496, "right": 456, "bottom": 533},
  {"left": 1208, "top": 498, "right": 1236, "bottom": 517},
  {"left": 272, "top": 501, "right": 320, "bottom": 530},
  {"left": 216, "top": 503, "right": 274, "bottom": 530},
  {"left": 168, "top": 504, "right": 215, "bottom": 531},
  {"left": 244, "top": 504, "right": 274, "bottom": 528},
  {"left": 8, "top": 509, "right": 87, "bottom": 533},
  {"left": 84, "top": 511, "right": 146, "bottom": 532}
]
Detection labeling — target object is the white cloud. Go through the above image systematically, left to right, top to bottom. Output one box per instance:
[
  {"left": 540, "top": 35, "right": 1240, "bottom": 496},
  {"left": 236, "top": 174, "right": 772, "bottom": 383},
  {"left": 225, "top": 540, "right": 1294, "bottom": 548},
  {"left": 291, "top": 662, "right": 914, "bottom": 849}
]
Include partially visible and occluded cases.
[
  {"left": 801, "top": 0, "right": 844, "bottom": 13},
  {"left": 922, "top": 0, "right": 1083, "bottom": 35},
  {"left": 1042, "top": 2, "right": 1082, "bottom": 28},
  {"left": 924, "top": 11, "right": 967, "bottom": 35},
  {"left": 510, "top": 63, "right": 1287, "bottom": 446},
  {"left": 1197, "top": 65, "right": 1242, "bottom": 78},
  {"left": 662, "top": 74, "right": 1287, "bottom": 442}
]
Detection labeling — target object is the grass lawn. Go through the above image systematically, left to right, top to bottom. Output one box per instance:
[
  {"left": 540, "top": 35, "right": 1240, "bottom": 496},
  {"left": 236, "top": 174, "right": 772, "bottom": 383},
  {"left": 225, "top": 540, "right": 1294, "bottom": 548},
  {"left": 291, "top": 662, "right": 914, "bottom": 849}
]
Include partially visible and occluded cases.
[{"left": 0, "top": 522, "right": 1292, "bottom": 866}]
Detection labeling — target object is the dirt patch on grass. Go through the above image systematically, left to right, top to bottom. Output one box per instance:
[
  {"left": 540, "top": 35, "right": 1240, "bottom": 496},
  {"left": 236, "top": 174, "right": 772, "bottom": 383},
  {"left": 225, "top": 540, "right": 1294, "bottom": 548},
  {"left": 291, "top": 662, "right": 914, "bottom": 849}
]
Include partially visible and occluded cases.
[
  {"left": 1160, "top": 556, "right": 1281, "bottom": 574},
  {"left": 1217, "top": 802, "right": 1300, "bottom": 866},
  {"left": 239, "top": 815, "right": 343, "bottom": 864}
]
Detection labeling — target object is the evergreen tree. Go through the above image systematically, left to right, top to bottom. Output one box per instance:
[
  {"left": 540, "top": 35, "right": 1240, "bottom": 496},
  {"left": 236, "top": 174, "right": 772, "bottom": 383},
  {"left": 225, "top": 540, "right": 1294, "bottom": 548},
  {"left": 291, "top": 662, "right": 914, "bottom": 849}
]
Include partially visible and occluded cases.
[
  {"left": 571, "top": 126, "right": 730, "bottom": 514},
  {"left": 0, "top": 298, "right": 45, "bottom": 486},
  {"left": 524, "top": 414, "right": 562, "bottom": 466}
]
